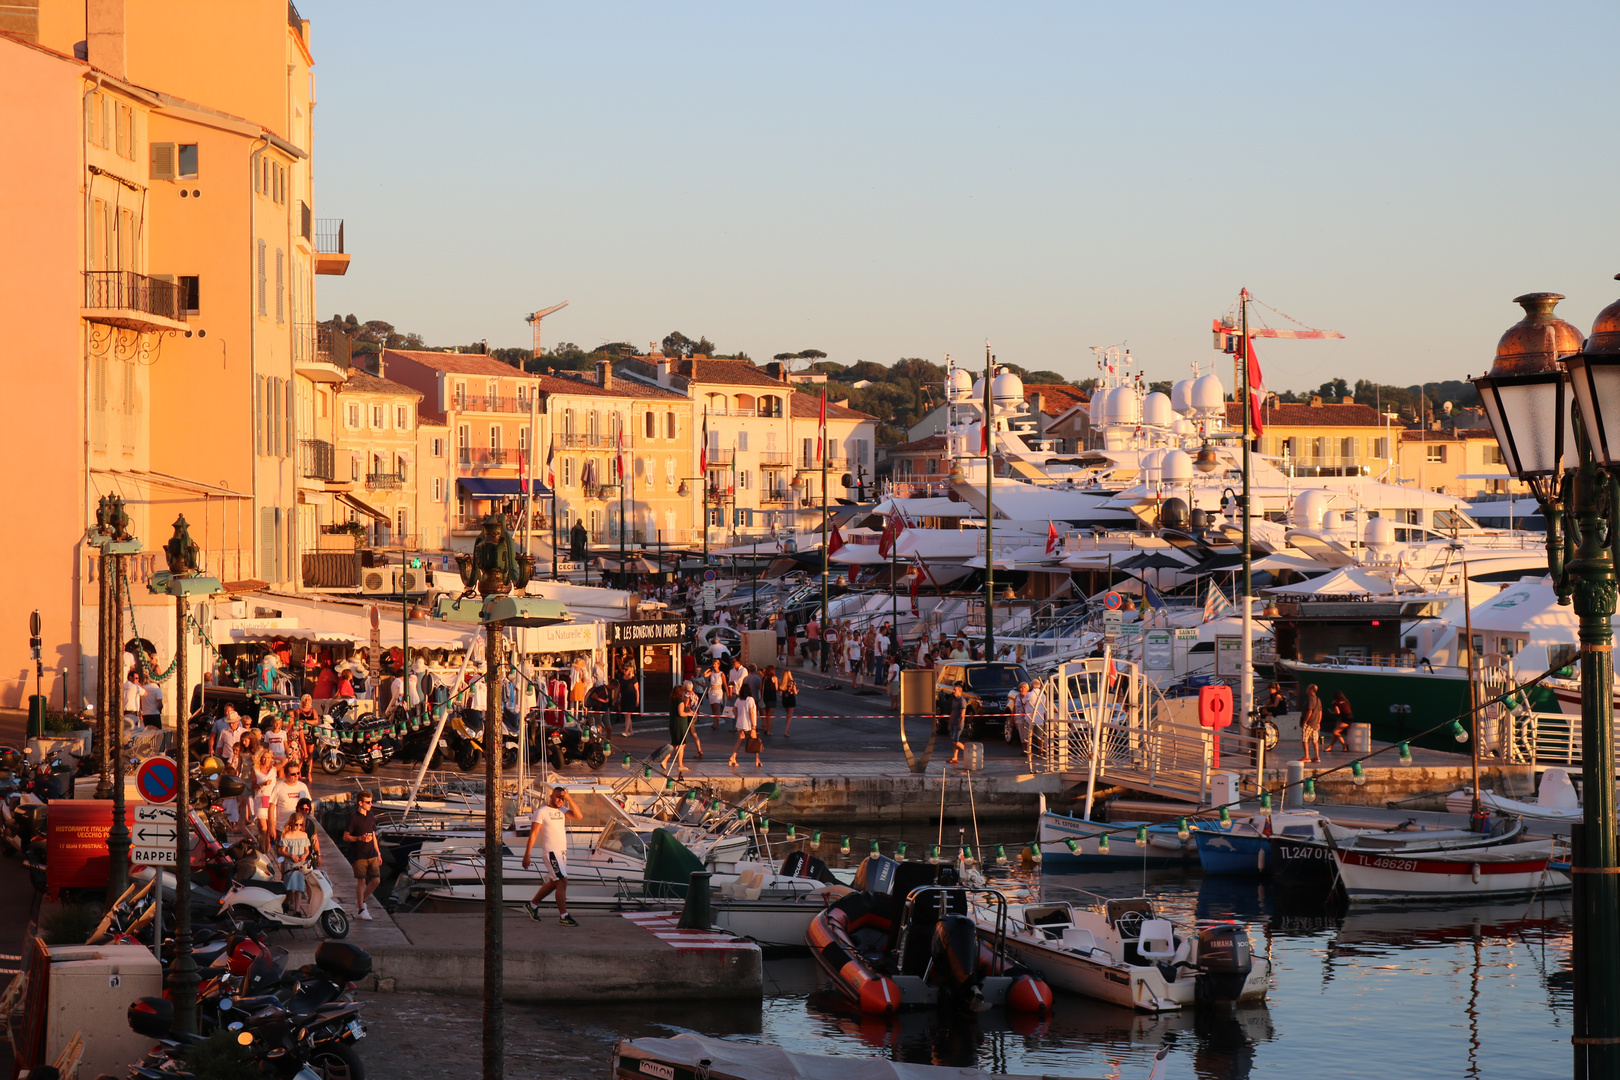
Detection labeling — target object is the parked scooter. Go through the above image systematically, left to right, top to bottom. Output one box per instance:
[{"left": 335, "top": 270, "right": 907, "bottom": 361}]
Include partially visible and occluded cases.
[
  {"left": 446, "top": 709, "right": 518, "bottom": 772},
  {"left": 540, "top": 716, "right": 609, "bottom": 771},
  {"left": 218, "top": 846, "right": 350, "bottom": 938}
]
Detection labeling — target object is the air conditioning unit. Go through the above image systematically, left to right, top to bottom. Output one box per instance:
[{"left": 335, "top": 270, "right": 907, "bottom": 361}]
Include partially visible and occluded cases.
[
  {"left": 358, "top": 569, "right": 391, "bottom": 595},
  {"left": 398, "top": 569, "right": 428, "bottom": 594}
]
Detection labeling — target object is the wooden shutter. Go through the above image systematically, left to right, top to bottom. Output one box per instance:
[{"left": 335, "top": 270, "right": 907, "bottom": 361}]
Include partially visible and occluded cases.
[
  {"left": 150, "top": 142, "right": 176, "bottom": 181},
  {"left": 256, "top": 241, "right": 267, "bottom": 315},
  {"left": 275, "top": 249, "right": 285, "bottom": 323},
  {"left": 255, "top": 376, "right": 265, "bottom": 455},
  {"left": 259, "top": 507, "right": 276, "bottom": 581}
]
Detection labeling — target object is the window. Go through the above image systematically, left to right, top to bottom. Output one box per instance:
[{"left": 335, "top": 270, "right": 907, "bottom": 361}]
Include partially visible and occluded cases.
[
  {"left": 177, "top": 144, "right": 198, "bottom": 179},
  {"left": 256, "top": 240, "right": 267, "bottom": 316},
  {"left": 275, "top": 249, "right": 285, "bottom": 322},
  {"left": 179, "top": 275, "right": 200, "bottom": 314},
  {"left": 91, "top": 355, "right": 108, "bottom": 451},
  {"left": 486, "top": 380, "right": 498, "bottom": 407},
  {"left": 453, "top": 382, "right": 467, "bottom": 410},
  {"left": 759, "top": 395, "right": 782, "bottom": 419},
  {"left": 347, "top": 403, "right": 360, "bottom": 428},
  {"left": 372, "top": 404, "right": 385, "bottom": 429},
  {"left": 396, "top": 406, "right": 409, "bottom": 430},
  {"left": 563, "top": 409, "right": 576, "bottom": 437},
  {"left": 587, "top": 411, "right": 599, "bottom": 442},
  {"left": 645, "top": 411, "right": 656, "bottom": 438},
  {"left": 666, "top": 411, "right": 676, "bottom": 439},
  {"left": 610, "top": 412, "right": 622, "bottom": 442},
  {"left": 457, "top": 425, "right": 470, "bottom": 463},
  {"left": 490, "top": 425, "right": 502, "bottom": 451},
  {"left": 518, "top": 427, "right": 527, "bottom": 453},
  {"left": 738, "top": 431, "right": 749, "bottom": 452},
  {"left": 766, "top": 432, "right": 777, "bottom": 451},
  {"left": 431, "top": 437, "right": 444, "bottom": 457},
  {"left": 1310, "top": 437, "right": 1326, "bottom": 459},
  {"left": 1340, "top": 437, "right": 1355, "bottom": 459},
  {"left": 1373, "top": 437, "right": 1390, "bottom": 459},
  {"left": 802, "top": 438, "right": 814, "bottom": 467},
  {"left": 854, "top": 439, "right": 869, "bottom": 466},
  {"left": 1426, "top": 445, "right": 1446, "bottom": 463},
  {"left": 1486, "top": 445, "right": 1505, "bottom": 465},
  {"left": 350, "top": 455, "right": 360, "bottom": 481},
  {"left": 397, "top": 456, "right": 409, "bottom": 481},
  {"left": 563, "top": 457, "right": 575, "bottom": 487},
  {"left": 665, "top": 458, "right": 676, "bottom": 486},
  {"left": 739, "top": 470, "right": 751, "bottom": 490},
  {"left": 432, "top": 477, "right": 444, "bottom": 501},
  {"left": 396, "top": 508, "right": 408, "bottom": 539}
]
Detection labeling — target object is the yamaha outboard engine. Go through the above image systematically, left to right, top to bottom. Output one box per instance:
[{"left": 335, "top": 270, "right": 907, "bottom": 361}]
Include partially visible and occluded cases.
[
  {"left": 931, "top": 913, "right": 984, "bottom": 1006},
  {"left": 1195, "top": 923, "right": 1253, "bottom": 1009}
]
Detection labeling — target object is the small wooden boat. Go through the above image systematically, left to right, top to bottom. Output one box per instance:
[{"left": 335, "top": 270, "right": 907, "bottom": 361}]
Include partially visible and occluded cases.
[
  {"left": 1269, "top": 812, "right": 1527, "bottom": 887},
  {"left": 1192, "top": 821, "right": 1271, "bottom": 875},
  {"left": 1332, "top": 838, "right": 1570, "bottom": 902},
  {"left": 806, "top": 856, "right": 1053, "bottom": 1016},
  {"left": 979, "top": 894, "right": 1270, "bottom": 1012},
  {"left": 614, "top": 1032, "right": 1128, "bottom": 1080}
]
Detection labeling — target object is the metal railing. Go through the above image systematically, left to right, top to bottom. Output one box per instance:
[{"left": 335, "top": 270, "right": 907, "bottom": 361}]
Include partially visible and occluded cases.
[
  {"left": 315, "top": 218, "right": 345, "bottom": 254},
  {"left": 82, "top": 270, "right": 186, "bottom": 323},
  {"left": 293, "top": 322, "right": 352, "bottom": 369},
  {"left": 455, "top": 395, "right": 522, "bottom": 414},
  {"left": 559, "top": 433, "right": 607, "bottom": 448},
  {"left": 299, "top": 438, "right": 335, "bottom": 481},
  {"left": 463, "top": 448, "right": 509, "bottom": 466},
  {"left": 705, "top": 449, "right": 734, "bottom": 465},
  {"left": 757, "top": 452, "right": 789, "bottom": 466},
  {"left": 366, "top": 471, "right": 404, "bottom": 490},
  {"left": 760, "top": 489, "right": 791, "bottom": 504}
]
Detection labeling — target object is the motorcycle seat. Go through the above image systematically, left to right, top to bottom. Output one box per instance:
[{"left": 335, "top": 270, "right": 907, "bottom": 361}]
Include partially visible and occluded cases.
[
  {"left": 242, "top": 877, "right": 289, "bottom": 896},
  {"left": 225, "top": 993, "right": 282, "bottom": 1013}
]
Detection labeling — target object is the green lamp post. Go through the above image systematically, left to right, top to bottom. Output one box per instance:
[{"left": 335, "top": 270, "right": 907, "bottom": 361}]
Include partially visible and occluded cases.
[{"left": 1473, "top": 287, "right": 1620, "bottom": 1079}]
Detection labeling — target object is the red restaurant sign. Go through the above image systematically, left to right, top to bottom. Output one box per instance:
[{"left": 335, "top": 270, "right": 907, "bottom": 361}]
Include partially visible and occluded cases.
[{"left": 46, "top": 800, "right": 134, "bottom": 895}]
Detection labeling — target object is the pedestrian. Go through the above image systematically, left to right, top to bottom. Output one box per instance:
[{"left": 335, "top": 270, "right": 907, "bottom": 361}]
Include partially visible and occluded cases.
[
  {"left": 774, "top": 613, "right": 789, "bottom": 659},
  {"left": 805, "top": 616, "right": 822, "bottom": 667},
  {"left": 822, "top": 621, "right": 838, "bottom": 675},
  {"left": 846, "top": 631, "right": 863, "bottom": 690},
  {"left": 887, "top": 653, "right": 902, "bottom": 712},
  {"left": 727, "top": 657, "right": 747, "bottom": 708},
  {"left": 570, "top": 658, "right": 590, "bottom": 721},
  {"left": 704, "top": 659, "right": 728, "bottom": 728},
  {"left": 617, "top": 663, "right": 640, "bottom": 738},
  {"left": 744, "top": 664, "right": 763, "bottom": 709},
  {"left": 760, "top": 665, "right": 779, "bottom": 735},
  {"left": 386, "top": 666, "right": 407, "bottom": 723},
  {"left": 335, "top": 667, "right": 356, "bottom": 699},
  {"left": 121, "top": 669, "right": 144, "bottom": 738},
  {"left": 779, "top": 669, "right": 798, "bottom": 736},
  {"left": 140, "top": 673, "right": 164, "bottom": 732},
  {"left": 945, "top": 681, "right": 970, "bottom": 767},
  {"left": 1010, "top": 681, "right": 1037, "bottom": 747},
  {"left": 660, "top": 683, "right": 701, "bottom": 775},
  {"left": 1261, "top": 683, "right": 1287, "bottom": 721},
  {"left": 1301, "top": 684, "right": 1323, "bottom": 763},
  {"left": 727, "top": 685, "right": 761, "bottom": 769},
  {"left": 1326, "top": 691, "right": 1353, "bottom": 752},
  {"left": 214, "top": 708, "right": 245, "bottom": 764},
  {"left": 261, "top": 712, "right": 288, "bottom": 763},
  {"left": 252, "top": 744, "right": 277, "bottom": 851},
  {"left": 271, "top": 760, "right": 310, "bottom": 840},
  {"left": 522, "top": 786, "right": 582, "bottom": 926},
  {"left": 341, "top": 791, "right": 383, "bottom": 920},
  {"left": 277, "top": 808, "right": 315, "bottom": 917}
]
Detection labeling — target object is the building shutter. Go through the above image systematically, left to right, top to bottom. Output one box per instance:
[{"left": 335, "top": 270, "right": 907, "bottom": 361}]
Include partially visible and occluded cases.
[
  {"left": 150, "top": 142, "right": 176, "bottom": 181},
  {"left": 256, "top": 240, "right": 267, "bottom": 315},
  {"left": 275, "top": 249, "right": 285, "bottom": 323},
  {"left": 255, "top": 376, "right": 265, "bottom": 456},
  {"left": 285, "top": 379, "right": 295, "bottom": 458},
  {"left": 259, "top": 507, "right": 276, "bottom": 582}
]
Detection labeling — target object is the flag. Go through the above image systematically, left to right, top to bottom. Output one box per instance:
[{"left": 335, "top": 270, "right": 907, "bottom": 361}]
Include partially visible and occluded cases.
[
  {"left": 1238, "top": 320, "right": 1265, "bottom": 439},
  {"left": 817, "top": 390, "right": 826, "bottom": 461},
  {"left": 980, "top": 419, "right": 990, "bottom": 456},
  {"left": 616, "top": 430, "right": 625, "bottom": 483},
  {"left": 545, "top": 444, "right": 555, "bottom": 490},
  {"left": 518, "top": 448, "right": 528, "bottom": 496},
  {"left": 878, "top": 515, "right": 898, "bottom": 559},
  {"left": 1045, "top": 519, "right": 1059, "bottom": 556},
  {"left": 827, "top": 526, "right": 843, "bottom": 556},
  {"left": 909, "top": 558, "right": 923, "bottom": 613},
  {"left": 1203, "top": 581, "right": 1232, "bottom": 623},
  {"left": 1143, "top": 582, "right": 1165, "bottom": 611},
  {"left": 1105, "top": 653, "right": 1117, "bottom": 687}
]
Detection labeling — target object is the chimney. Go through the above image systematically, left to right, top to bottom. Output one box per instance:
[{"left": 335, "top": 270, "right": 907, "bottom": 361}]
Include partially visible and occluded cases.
[
  {"left": 86, "top": 0, "right": 126, "bottom": 79},
  {"left": 655, "top": 358, "right": 671, "bottom": 387},
  {"left": 596, "top": 359, "right": 612, "bottom": 390},
  {"left": 1310, "top": 395, "right": 1323, "bottom": 407},
  {"left": 1342, "top": 395, "right": 1354, "bottom": 405}
]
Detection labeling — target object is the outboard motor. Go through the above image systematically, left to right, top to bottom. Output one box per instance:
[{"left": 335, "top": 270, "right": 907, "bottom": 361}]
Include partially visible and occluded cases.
[
  {"left": 781, "top": 850, "right": 837, "bottom": 884},
  {"left": 853, "top": 854, "right": 898, "bottom": 895},
  {"left": 931, "top": 914, "right": 984, "bottom": 1005},
  {"left": 1195, "top": 923, "right": 1253, "bottom": 1009}
]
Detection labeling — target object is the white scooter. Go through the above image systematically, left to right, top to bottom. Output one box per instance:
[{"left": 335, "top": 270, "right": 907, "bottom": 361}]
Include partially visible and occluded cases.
[{"left": 219, "top": 849, "right": 351, "bottom": 938}]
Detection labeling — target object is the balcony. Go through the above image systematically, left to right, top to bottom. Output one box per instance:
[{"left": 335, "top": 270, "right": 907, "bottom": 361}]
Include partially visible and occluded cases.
[
  {"left": 314, "top": 218, "right": 350, "bottom": 276},
  {"left": 82, "top": 271, "right": 187, "bottom": 333},
  {"left": 293, "top": 322, "right": 352, "bottom": 381},
  {"left": 451, "top": 395, "right": 524, "bottom": 415},
  {"left": 559, "top": 432, "right": 609, "bottom": 448},
  {"left": 299, "top": 439, "right": 336, "bottom": 481},
  {"left": 460, "top": 447, "right": 511, "bottom": 468},
  {"left": 704, "top": 449, "right": 734, "bottom": 465},
  {"left": 758, "top": 451, "right": 789, "bottom": 467},
  {"left": 366, "top": 471, "right": 404, "bottom": 490},
  {"left": 760, "top": 488, "right": 791, "bottom": 504}
]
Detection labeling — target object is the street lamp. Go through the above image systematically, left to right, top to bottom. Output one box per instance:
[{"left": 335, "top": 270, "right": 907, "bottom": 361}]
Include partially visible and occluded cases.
[{"left": 1472, "top": 287, "right": 1619, "bottom": 1078}]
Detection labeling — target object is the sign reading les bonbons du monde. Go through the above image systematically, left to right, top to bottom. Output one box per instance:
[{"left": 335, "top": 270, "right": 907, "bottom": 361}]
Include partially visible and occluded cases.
[{"left": 608, "top": 620, "right": 688, "bottom": 646}]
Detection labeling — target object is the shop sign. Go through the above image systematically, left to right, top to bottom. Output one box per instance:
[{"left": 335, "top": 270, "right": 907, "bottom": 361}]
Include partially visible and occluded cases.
[{"left": 608, "top": 620, "right": 688, "bottom": 646}]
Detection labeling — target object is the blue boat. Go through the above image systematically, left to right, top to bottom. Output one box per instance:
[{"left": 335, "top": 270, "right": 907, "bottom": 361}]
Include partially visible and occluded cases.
[
  {"left": 1038, "top": 811, "right": 1197, "bottom": 868},
  {"left": 1193, "top": 822, "right": 1271, "bottom": 875}
]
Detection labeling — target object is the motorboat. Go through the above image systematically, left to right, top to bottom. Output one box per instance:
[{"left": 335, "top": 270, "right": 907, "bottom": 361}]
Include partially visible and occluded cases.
[
  {"left": 1445, "top": 767, "right": 1582, "bottom": 824},
  {"left": 1269, "top": 811, "right": 1527, "bottom": 886},
  {"left": 1332, "top": 837, "right": 1569, "bottom": 902},
  {"left": 807, "top": 855, "right": 1051, "bottom": 1016},
  {"left": 977, "top": 893, "right": 1269, "bottom": 1012}
]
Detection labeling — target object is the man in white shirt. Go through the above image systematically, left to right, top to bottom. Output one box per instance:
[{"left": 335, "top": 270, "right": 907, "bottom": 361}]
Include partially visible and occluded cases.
[
  {"left": 727, "top": 658, "right": 747, "bottom": 705},
  {"left": 121, "top": 671, "right": 144, "bottom": 736},
  {"left": 386, "top": 671, "right": 406, "bottom": 719},
  {"left": 141, "top": 677, "right": 164, "bottom": 730},
  {"left": 213, "top": 704, "right": 239, "bottom": 737},
  {"left": 214, "top": 709, "right": 244, "bottom": 760},
  {"left": 271, "top": 761, "right": 311, "bottom": 839},
  {"left": 522, "top": 786, "right": 583, "bottom": 926}
]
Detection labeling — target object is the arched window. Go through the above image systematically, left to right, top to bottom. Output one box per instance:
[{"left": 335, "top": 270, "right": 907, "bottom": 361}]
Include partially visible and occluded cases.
[
  {"left": 736, "top": 394, "right": 755, "bottom": 415},
  {"left": 759, "top": 395, "right": 782, "bottom": 418}
]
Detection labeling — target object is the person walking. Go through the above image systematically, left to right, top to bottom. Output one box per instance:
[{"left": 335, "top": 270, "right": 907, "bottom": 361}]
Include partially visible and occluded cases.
[
  {"left": 774, "top": 613, "right": 789, "bottom": 659},
  {"left": 805, "top": 616, "right": 822, "bottom": 669},
  {"left": 846, "top": 631, "right": 863, "bottom": 690},
  {"left": 887, "top": 653, "right": 902, "bottom": 712},
  {"left": 705, "top": 659, "right": 727, "bottom": 729},
  {"left": 759, "top": 666, "right": 779, "bottom": 735},
  {"left": 779, "top": 669, "right": 798, "bottom": 737},
  {"left": 121, "top": 670, "right": 144, "bottom": 739},
  {"left": 140, "top": 674, "right": 164, "bottom": 732},
  {"left": 945, "top": 681, "right": 970, "bottom": 767},
  {"left": 660, "top": 683, "right": 701, "bottom": 775},
  {"left": 1301, "top": 684, "right": 1323, "bottom": 763},
  {"left": 727, "top": 685, "right": 762, "bottom": 769},
  {"left": 1326, "top": 690, "right": 1353, "bottom": 752},
  {"left": 271, "top": 760, "right": 311, "bottom": 840},
  {"left": 523, "top": 786, "right": 583, "bottom": 926},
  {"left": 341, "top": 791, "right": 383, "bottom": 920},
  {"left": 276, "top": 807, "right": 316, "bottom": 917}
]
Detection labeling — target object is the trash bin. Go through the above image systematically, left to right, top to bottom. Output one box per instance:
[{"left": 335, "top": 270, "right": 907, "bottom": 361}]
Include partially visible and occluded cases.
[
  {"left": 27, "top": 694, "right": 46, "bottom": 739},
  {"left": 1348, "top": 722, "right": 1372, "bottom": 754}
]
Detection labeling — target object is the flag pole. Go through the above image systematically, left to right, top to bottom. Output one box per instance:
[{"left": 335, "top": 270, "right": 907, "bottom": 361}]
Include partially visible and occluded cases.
[
  {"left": 1240, "top": 288, "right": 1261, "bottom": 796},
  {"left": 820, "top": 391, "right": 829, "bottom": 675}
]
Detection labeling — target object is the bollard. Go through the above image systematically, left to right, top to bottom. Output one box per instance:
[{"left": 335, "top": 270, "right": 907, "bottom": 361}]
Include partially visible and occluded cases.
[
  {"left": 27, "top": 695, "right": 46, "bottom": 740},
  {"left": 1284, "top": 760, "right": 1305, "bottom": 809},
  {"left": 677, "top": 871, "right": 713, "bottom": 931}
]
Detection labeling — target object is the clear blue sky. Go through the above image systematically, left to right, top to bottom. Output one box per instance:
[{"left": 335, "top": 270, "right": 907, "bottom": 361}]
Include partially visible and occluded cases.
[{"left": 305, "top": 2, "right": 1619, "bottom": 394}]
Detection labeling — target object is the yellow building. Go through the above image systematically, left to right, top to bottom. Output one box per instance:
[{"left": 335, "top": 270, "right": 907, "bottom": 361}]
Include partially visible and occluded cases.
[
  {"left": 333, "top": 370, "right": 423, "bottom": 549},
  {"left": 1239, "top": 400, "right": 1397, "bottom": 479},
  {"left": 1397, "top": 428, "right": 1528, "bottom": 499}
]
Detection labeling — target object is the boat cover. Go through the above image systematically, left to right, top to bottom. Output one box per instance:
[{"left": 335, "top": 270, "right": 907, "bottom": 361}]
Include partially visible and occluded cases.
[
  {"left": 643, "top": 828, "right": 704, "bottom": 897},
  {"left": 616, "top": 1034, "right": 1097, "bottom": 1080}
]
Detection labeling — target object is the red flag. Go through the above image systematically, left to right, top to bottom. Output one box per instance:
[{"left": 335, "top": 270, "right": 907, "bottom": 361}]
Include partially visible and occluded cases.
[
  {"left": 1239, "top": 330, "right": 1265, "bottom": 439},
  {"left": 817, "top": 391, "right": 826, "bottom": 461},
  {"left": 700, "top": 414, "right": 708, "bottom": 474},
  {"left": 980, "top": 420, "right": 990, "bottom": 456},
  {"left": 616, "top": 430, "right": 625, "bottom": 482},
  {"left": 545, "top": 444, "right": 555, "bottom": 490},
  {"left": 518, "top": 449, "right": 528, "bottom": 496},
  {"left": 877, "top": 515, "right": 897, "bottom": 559},
  {"left": 1045, "top": 519, "right": 1059, "bottom": 556},
  {"left": 827, "top": 526, "right": 843, "bottom": 556},
  {"left": 909, "top": 560, "right": 922, "bottom": 613}
]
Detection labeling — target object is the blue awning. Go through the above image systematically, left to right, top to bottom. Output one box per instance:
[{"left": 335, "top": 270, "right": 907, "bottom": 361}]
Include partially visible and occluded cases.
[{"left": 457, "top": 478, "right": 553, "bottom": 499}]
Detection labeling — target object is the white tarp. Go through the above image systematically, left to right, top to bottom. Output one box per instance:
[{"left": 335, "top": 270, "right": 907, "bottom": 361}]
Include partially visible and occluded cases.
[
  {"left": 1265, "top": 565, "right": 1395, "bottom": 596},
  {"left": 617, "top": 1034, "right": 1091, "bottom": 1080}
]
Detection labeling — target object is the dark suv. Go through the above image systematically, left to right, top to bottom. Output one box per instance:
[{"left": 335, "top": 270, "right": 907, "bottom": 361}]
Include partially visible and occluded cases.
[{"left": 933, "top": 661, "right": 1031, "bottom": 739}]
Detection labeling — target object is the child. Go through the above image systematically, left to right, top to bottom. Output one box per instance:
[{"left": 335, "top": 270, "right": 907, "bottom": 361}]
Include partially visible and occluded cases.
[{"left": 277, "top": 807, "right": 315, "bottom": 916}]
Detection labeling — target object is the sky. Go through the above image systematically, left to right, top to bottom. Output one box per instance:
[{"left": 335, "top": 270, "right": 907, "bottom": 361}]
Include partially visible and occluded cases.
[{"left": 304, "top": 2, "right": 1620, "bottom": 395}]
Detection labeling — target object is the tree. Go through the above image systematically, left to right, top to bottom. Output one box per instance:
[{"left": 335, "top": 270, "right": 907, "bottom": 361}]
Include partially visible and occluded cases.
[
  {"left": 661, "top": 331, "right": 695, "bottom": 358},
  {"left": 1026, "top": 370, "right": 1070, "bottom": 385}
]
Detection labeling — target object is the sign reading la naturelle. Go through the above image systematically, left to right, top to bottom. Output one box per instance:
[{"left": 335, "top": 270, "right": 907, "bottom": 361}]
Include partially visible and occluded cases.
[{"left": 608, "top": 619, "right": 688, "bottom": 646}]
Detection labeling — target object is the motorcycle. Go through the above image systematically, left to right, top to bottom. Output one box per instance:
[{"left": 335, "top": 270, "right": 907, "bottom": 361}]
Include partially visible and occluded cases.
[
  {"left": 446, "top": 709, "right": 518, "bottom": 772},
  {"left": 541, "top": 717, "right": 609, "bottom": 771},
  {"left": 218, "top": 845, "right": 351, "bottom": 939},
  {"left": 128, "top": 994, "right": 328, "bottom": 1080}
]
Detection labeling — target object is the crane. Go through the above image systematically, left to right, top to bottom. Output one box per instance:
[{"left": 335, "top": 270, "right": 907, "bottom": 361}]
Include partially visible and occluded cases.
[{"left": 525, "top": 301, "right": 570, "bottom": 358}]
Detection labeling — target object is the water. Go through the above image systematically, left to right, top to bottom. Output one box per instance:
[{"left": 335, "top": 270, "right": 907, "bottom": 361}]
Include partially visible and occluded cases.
[{"left": 620, "top": 861, "right": 1576, "bottom": 1078}]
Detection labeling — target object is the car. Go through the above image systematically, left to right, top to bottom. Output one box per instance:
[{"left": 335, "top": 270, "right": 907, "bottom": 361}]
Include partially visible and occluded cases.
[
  {"left": 692, "top": 625, "right": 743, "bottom": 661},
  {"left": 932, "top": 661, "right": 1032, "bottom": 741}
]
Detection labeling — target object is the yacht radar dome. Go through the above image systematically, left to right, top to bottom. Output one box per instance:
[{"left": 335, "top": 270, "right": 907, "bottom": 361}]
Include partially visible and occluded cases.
[
  {"left": 947, "top": 369, "right": 974, "bottom": 403},
  {"left": 991, "top": 371, "right": 1024, "bottom": 410},
  {"left": 1191, "top": 374, "right": 1224, "bottom": 413},
  {"left": 1171, "top": 379, "right": 1193, "bottom": 416},
  {"left": 1142, "top": 392, "right": 1172, "bottom": 427},
  {"left": 1161, "top": 449, "right": 1194, "bottom": 483}
]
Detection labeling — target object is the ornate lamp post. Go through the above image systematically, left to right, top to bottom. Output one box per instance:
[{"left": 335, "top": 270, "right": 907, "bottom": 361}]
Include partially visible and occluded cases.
[
  {"left": 1473, "top": 288, "right": 1619, "bottom": 1079},
  {"left": 89, "top": 495, "right": 140, "bottom": 899}
]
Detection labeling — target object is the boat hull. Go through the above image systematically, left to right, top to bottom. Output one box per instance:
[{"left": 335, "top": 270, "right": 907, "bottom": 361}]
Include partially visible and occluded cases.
[
  {"left": 1193, "top": 827, "right": 1269, "bottom": 876},
  {"left": 1333, "top": 843, "right": 1569, "bottom": 902},
  {"left": 995, "top": 931, "right": 1270, "bottom": 1012}
]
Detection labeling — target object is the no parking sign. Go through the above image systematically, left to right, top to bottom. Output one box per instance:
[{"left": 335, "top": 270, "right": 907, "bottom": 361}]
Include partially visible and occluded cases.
[{"left": 135, "top": 755, "right": 178, "bottom": 804}]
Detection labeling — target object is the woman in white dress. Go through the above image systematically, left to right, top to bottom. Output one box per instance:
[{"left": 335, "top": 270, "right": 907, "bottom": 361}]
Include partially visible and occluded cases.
[{"left": 726, "top": 686, "right": 762, "bottom": 769}]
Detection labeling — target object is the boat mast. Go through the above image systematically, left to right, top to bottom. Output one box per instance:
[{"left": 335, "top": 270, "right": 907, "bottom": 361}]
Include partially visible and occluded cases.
[
  {"left": 1240, "top": 290, "right": 1259, "bottom": 795},
  {"left": 984, "top": 343, "right": 996, "bottom": 661},
  {"left": 1462, "top": 560, "right": 1481, "bottom": 816}
]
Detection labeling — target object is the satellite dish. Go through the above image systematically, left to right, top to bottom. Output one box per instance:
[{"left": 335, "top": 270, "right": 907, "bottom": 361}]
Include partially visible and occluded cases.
[{"left": 1443, "top": 401, "right": 1454, "bottom": 414}]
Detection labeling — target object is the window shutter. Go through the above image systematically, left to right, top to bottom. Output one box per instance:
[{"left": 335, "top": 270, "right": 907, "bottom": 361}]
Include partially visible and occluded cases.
[
  {"left": 150, "top": 142, "right": 177, "bottom": 181},
  {"left": 256, "top": 240, "right": 267, "bottom": 315},
  {"left": 275, "top": 249, "right": 285, "bottom": 322},
  {"left": 255, "top": 376, "right": 265, "bottom": 455},
  {"left": 285, "top": 379, "right": 295, "bottom": 457},
  {"left": 259, "top": 507, "right": 276, "bottom": 581}
]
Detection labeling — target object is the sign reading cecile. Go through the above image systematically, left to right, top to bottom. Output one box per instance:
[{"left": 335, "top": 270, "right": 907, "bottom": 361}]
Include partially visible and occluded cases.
[{"left": 607, "top": 620, "right": 688, "bottom": 646}]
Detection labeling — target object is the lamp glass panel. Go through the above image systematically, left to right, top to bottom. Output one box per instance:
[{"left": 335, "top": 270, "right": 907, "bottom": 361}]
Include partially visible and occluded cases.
[
  {"left": 1570, "top": 358, "right": 1620, "bottom": 468},
  {"left": 1496, "top": 378, "right": 1568, "bottom": 477},
  {"left": 1477, "top": 386, "right": 1516, "bottom": 475}
]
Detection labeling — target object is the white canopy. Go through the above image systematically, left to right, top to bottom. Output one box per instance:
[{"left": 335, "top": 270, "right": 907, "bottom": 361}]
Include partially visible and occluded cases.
[
  {"left": 873, "top": 496, "right": 980, "bottom": 519},
  {"left": 1251, "top": 552, "right": 1333, "bottom": 574},
  {"left": 1265, "top": 565, "right": 1395, "bottom": 596}
]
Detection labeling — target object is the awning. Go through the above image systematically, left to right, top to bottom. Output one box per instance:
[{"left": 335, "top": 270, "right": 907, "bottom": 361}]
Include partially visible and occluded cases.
[
  {"left": 93, "top": 467, "right": 252, "bottom": 499},
  {"left": 457, "top": 478, "right": 553, "bottom": 499},
  {"left": 336, "top": 491, "right": 389, "bottom": 522}
]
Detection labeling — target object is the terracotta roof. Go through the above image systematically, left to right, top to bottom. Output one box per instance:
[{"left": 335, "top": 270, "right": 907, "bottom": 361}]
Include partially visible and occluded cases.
[
  {"left": 384, "top": 349, "right": 526, "bottom": 379},
  {"left": 677, "top": 358, "right": 788, "bottom": 388},
  {"left": 530, "top": 371, "right": 685, "bottom": 401},
  {"left": 340, "top": 372, "right": 421, "bottom": 398},
  {"left": 1023, "top": 384, "right": 1088, "bottom": 415},
  {"left": 789, "top": 391, "right": 876, "bottom": 422},
  {"left": 1227, "top": 401, "right": 1385, "bottom": 427},
  {"left": 1398, "top": 428, "right": 1500, "bottom": 442},
  {"left": 884, "top": 434, "right": 947, "bottom": 454}
]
